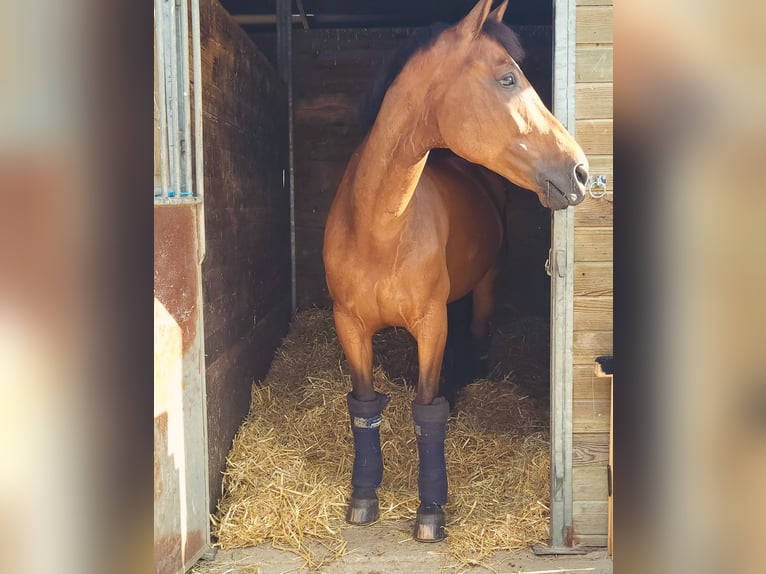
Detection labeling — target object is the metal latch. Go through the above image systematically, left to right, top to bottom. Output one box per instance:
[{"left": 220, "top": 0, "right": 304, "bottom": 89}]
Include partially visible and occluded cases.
[{"left": 545, "top": 249, "right": 568, "bottom": 277}]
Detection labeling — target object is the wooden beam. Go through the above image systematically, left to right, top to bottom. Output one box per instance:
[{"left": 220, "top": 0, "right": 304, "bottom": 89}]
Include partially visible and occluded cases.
[
  {"left": 576, "top": 6, "right": 613, "bottom": 44},
  {"left": 576, "top": 46, "right": 612, "bottom": 82},
  {"left": 575, "top": 82, "right": 613, "bottom": 119},
  {"left": 576, "top": 119, "right": 613, "bottom": 156},
  {"left": 575, "top": 192, "right": 613, "bottom": 226},
  {"left": 575, "top": 228, "right": 613, "bottom": 262},
  {"left": 574, "top": 262, "right": 613, "bottom": 297},
  {"left": 574, "top": 296, "right": 613, "bottom": 332},
  {"left": 574, "top": 330, "right": 613, "bottom": 364},
  {"left": 573, "top": 365, "right": 612, "bottom": 400},
  {"left": 574, "top": 399, "right": 610, "bottom": 433},
  {"left": 573, "top": 432, "right": 610, "bottom": 465},
  {"left": 573, "top": 466, "right": 609, "bottom": 499},
  {"left": 573, "top": 500, "right": 609, "bottom": 535}
]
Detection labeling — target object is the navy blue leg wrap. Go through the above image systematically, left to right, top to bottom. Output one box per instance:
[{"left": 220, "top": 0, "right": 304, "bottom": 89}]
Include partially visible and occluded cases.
[
  {"left": 347, "top": 392, "right": 390, "bottom": 498},
  {"left": 412, "top": 397, "right": 450, "bottom": 506}
]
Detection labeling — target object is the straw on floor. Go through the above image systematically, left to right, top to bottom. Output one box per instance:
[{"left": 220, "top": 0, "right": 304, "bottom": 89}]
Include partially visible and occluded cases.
[{"left": 211, "top": 308, "right": 550, "bottom": 570}]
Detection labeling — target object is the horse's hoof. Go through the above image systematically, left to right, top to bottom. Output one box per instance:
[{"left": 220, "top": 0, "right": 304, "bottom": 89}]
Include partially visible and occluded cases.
[
  {"left": 346, "top": 496, "right": 380, "bottom": 525},
  {"left": 413, "top": 504, "right": 446, "bottom": 542}
]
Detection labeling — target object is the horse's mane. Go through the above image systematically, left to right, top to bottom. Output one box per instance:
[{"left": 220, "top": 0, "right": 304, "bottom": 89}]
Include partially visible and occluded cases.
[{"left": 359, "top": 19, "right": 526, "bottom": 130}]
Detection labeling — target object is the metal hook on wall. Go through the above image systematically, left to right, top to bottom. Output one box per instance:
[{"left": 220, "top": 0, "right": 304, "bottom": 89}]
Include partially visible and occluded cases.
[{"left": 586, "top": 175, "right": 608, "bottom": 199}]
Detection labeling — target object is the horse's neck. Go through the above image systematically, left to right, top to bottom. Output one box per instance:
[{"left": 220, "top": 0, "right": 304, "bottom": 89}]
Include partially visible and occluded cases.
[{"left": 348, "top": 68, "right": 440, "bottom": 231}]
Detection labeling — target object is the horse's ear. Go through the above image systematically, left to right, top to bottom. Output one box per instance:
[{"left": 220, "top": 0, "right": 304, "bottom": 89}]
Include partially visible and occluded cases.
[
  {"left": 456, "top": 0, "right": 494, "bottom": 39},
  {"left": 488, "top": 0, "right": 509, "bottom": 23}
]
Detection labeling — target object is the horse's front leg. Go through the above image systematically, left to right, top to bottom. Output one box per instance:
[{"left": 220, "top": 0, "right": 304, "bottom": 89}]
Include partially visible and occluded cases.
[
  {"left": 412, "top": 302, "right": 450, "bottom": 542},
  {"left": 333, "top": 307, "right": 389, "bottom": 526}
]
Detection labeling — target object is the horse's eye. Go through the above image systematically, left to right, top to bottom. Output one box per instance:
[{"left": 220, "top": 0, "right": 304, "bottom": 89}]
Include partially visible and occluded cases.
[{"left": 498, "top": 74, "right": 516, "bottom": 88}]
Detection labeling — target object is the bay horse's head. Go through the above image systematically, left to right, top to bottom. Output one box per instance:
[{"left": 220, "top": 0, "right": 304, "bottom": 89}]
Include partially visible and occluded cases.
[{"left": 424, "top": 0, "right": 589, "bottom": 209}]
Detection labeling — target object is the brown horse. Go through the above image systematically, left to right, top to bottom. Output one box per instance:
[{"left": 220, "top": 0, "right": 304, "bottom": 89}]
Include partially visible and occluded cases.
[{"left": 322, "top": 0, "right": 588, "bottom": 542}]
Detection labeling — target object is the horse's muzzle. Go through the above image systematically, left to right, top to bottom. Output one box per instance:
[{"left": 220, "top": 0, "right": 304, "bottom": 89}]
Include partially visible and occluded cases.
[{"left": 542, "top": 162, "right": 588, "bottom": 210}]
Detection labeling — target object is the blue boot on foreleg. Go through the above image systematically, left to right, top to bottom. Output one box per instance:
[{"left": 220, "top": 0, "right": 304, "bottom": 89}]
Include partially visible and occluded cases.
[
  {"left": 346, "top": 392, "right": 390, "bottom": 525},
  {"left": 412, "top": 396, "right": 450, "bottom": 541}
]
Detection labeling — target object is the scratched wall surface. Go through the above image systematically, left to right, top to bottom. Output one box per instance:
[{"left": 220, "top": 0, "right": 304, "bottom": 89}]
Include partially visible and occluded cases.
[
  {"left": 200, "top": 0, "right": 291, "bottom": 515},
  {"left": 572, "top": 0, "right": 613, "bottom": 548},
  {"left": 154, "top": 205, "right": 209, "bottom": 574}
]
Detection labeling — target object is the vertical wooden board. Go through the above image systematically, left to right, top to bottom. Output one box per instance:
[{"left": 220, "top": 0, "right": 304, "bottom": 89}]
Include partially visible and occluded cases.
[
  {"left": 199, "top": 0, "right": 290, "bottom": 513},
  {"left": 576, "top": 6, "right": 613, "bottom": 44},
  {"left": 576, "top": 46, "right": 613, "bottom": 82},
  {"left": 575, "top": 82, "right": 613, "bottom": 119},
  {"left": 576, "top": 119, "right": 613, "bottom": 156},
  {"left": 575, "top": 228, "right": 613, "bottom": 261},
  {"left": 574, "top": 262, "right": 613, "bottom": 297},
  {"left": 573, "top": 296, "right": 613, "bottom": 331},
  {"left": 574, "top": 330, "right": 613, "bottom": 364},
  {"left": 573, "top": 466, "right": 609, "bottom": 499},
  {"left": 573, "top": 501, "right": 609, "bottom": 535}
]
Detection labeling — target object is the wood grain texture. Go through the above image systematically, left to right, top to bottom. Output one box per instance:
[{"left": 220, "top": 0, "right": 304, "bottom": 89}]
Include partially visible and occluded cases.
[
  {"left": 199, "top": 0, "right": 290, "bottom": 513},
  {"left": 576, "top": 6, "right": 613, "bottom": 44},
  {"left": 576, "top": 46, "right": 612, "bottom": 82},
  {"left": 575, "top": 82, "right": 613, "bottom": 119},
  {"left": 576, "top": 119, "right": 613, "bottom": 156},
  {"left": 575, "top": 193, "right": 612, "bottom": 226},
  {"left": 575, "top": 228, "right": 613, "bottom": 261},
  {"left": 574, "top": 262, "right": 613, "bottom": 297},
  {"left": 574, "top": 296, "right": 613, "bottom": 332},
  {"left": 574, "top": 331, "right": 613, "bottom": 364},
  {"left": 573, "top": 365, "right": 612, "bottom": 400},
  {"left": 574, "top": 399, "right": 611, "bottom": 433},
  {"left": 573, "top": 433, "right": 610, "bottom": 466},
  {"left": 574, "top": 466, "right": 609, "bottom": 499},
  {"left": 574, "top": 501, "right": 609, "bottom": 535},
  {"left": 577, "top": 534, "right": 608, "bottom": 547}
]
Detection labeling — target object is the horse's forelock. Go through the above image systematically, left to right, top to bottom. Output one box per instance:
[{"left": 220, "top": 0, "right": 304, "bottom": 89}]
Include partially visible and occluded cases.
[{"left": 481, "top": 19, "right": 526, "bottom": 64}]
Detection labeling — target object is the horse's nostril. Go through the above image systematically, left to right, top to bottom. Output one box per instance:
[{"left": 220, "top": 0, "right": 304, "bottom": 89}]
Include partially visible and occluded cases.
[{"left": 574, "top": 163, "right": 588, "bottom": 187}]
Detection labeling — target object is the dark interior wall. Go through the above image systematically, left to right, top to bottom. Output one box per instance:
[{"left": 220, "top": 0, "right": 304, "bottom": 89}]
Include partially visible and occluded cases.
[
  {"left": 200, "top": 0, "right": 291, "bottom": 512},
  {"left": 253, "top": 25, "right": 553, "bottom": 313}
]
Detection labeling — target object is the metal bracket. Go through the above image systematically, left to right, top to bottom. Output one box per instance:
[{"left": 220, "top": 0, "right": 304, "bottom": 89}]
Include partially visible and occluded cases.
[
  {"left": 586, "top": 175, "right": 608, "bottom": 199},
  {"left": 544, "top": 249, "right": 552, "bottom": 277},
  {"left": 532, "top": 544, "right": 587, "bottom": 556},
  {"left": 199, "top": 546, "right": 218, "bottom": 561}
]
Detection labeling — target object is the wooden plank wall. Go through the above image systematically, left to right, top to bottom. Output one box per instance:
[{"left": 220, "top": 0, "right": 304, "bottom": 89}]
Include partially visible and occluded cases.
[
  {"left": 199, "top": 0, "right": 291, "bottom": 514},
  {"left": 572, "top": 0, "right": 613, "bottom": 547},
  {"left": 289, "top": 26, "right": 553, "bottom": 311}
]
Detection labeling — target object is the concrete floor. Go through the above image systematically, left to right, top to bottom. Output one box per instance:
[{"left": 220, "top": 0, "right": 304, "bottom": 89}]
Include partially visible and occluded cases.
[{"left": 191, "top": 521, "right": 612, "bottom": 574}]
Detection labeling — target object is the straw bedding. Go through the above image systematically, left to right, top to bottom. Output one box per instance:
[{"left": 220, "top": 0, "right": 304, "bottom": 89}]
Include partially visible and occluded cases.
[{"left": 211, "top": 308, "right": 550, "bottom": 570}]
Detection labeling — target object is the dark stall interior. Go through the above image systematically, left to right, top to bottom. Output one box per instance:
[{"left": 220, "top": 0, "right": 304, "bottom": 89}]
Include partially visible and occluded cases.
[
  {"left": 204, "top": 0, "right": 556, "bottom": 511},
  {"left": 225, "top": 0, "right": 555, "bottom": 314}
]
